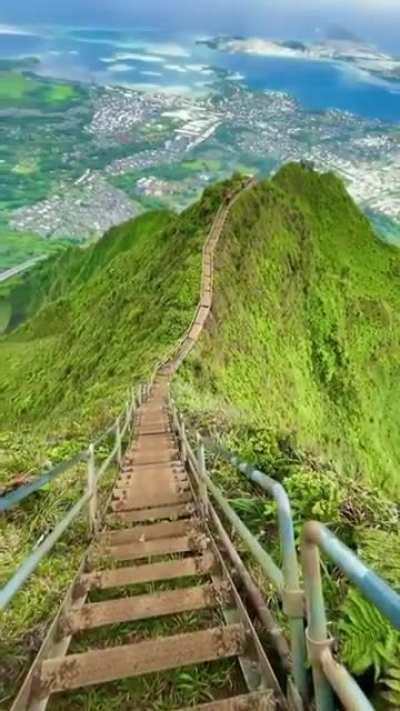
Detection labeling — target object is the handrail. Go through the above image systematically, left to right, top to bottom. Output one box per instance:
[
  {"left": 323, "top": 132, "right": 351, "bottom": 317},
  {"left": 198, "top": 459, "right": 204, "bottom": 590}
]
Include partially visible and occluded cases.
[
  {"left": 0, "top": 181, "right": 248, "bottom": 611},
  {"left": 0, "top": 384, "right": 141, "bottom": 610},
  {"left": 0, "top": 397, "right": 131, "bottom": 513},
  {"left": 174, "top": 414, "right": 400, "bottom": 710},
  {"left": 205, "top": 438, "right": 307, "bottom": 702},
  {"left": 0, "top": 450, "right": 89, "bottom": 512},
  {"left": 0, "top": 491, "right": 91, "bottom": 610},
  {"left": 301, "top": 521, "right": 400, "bottom": 711}
]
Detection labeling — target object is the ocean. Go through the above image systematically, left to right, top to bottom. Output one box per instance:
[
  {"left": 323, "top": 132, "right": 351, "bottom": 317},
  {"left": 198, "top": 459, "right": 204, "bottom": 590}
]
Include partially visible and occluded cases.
[{"left": 1, "top": 26, "right": 400, "bottom": 123}]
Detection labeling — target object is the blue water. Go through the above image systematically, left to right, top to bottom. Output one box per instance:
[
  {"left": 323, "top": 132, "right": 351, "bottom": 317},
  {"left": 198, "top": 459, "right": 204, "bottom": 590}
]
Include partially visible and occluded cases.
[
  {"left": 1, "top": 26, "right": 400, "bottom": 123},
  {"left": 208, "top": 52, "right": 400, "bottom": 123}
]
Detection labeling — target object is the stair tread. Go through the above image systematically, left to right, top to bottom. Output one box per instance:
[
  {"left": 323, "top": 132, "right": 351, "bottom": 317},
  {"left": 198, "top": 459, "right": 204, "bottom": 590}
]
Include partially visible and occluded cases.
[
  {"left": 112, "top": 491, "right": 192, "bottom": 512},
  {"left": 108, "top": 503, "right": 195, "bottom": 525},
  {"left": 99, "top": 519, "right": 194, "bottom": 545},
  {"left": 97, "top": 534, "right": 195, "bottom": 561},
  {"left": 81, "top": 552, "right": 216, "bottom": 590},
  {"left": 62, "top": 583, "right": 217, "bottom": 634},
  {"left": 38, "top": 624, "right": 246, "bottom": 694}
]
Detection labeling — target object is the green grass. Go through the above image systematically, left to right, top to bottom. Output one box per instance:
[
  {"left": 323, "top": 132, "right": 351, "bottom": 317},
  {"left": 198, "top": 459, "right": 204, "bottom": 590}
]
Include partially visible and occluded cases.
[
  {"left": 0, "top": 70, "right": 80, "bottom": 108},
  {"left": 0, "top": 71, "right": 38, "bottom": 100},
  {"left": 44, "top": 84, "right": 77, "bottom": 103},
  {"left": 12, "top": 157, "right": 39, "bottom": 175},
  {"left": 182, "top": 159, "right": 221, "bottom": 172},
  {"left": 173, "top": 163, "right": 400, "bottom": 705},
  {"left": 2, "top": 167, "right": 400, "bottom": 705},
  {"left": 0, "top": 179, "right": 241, "bottom": 704},
  {"left": 0, "top": 227, "right": 68, "bottom": 272},
  {"left": 0, "top": 299, "right": 11, "bottom": 333}
]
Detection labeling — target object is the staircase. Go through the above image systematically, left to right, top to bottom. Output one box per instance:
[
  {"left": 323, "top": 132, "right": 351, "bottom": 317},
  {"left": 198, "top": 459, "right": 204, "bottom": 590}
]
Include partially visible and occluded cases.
[
  {"left": 12, "top": 180, "right": 285, "bottom": 710},
  {"left": 18, "top": 373, "right": 279, "bottom": 709}
]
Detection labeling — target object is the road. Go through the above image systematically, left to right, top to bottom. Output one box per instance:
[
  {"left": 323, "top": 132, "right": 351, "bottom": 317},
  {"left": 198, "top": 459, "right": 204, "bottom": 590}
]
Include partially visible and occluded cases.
[{"left": 0, "top": 255, "right": 46, "bottom": 284}]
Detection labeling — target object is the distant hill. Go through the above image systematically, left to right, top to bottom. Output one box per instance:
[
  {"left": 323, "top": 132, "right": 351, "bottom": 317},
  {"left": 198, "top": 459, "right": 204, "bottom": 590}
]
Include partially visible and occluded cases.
[{"left": 325, "top": 24, "right": 362, "bottom": 43}]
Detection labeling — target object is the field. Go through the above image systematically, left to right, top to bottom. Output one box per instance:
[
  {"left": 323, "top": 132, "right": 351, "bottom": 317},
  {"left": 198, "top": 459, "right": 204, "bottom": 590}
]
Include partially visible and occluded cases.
[
  {"left": 0, "top": 70, "right": 80, "bottom": 107},
  {"left": 0, "top": 71, "right": 39, "bottom": 100},
  {"left": 0, "top": 227, "right": 68, "bottom": 272}
]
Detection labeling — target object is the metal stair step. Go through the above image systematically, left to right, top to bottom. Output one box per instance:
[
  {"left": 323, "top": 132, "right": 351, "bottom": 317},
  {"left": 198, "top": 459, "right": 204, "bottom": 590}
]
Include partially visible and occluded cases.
[
  {"left": 111, "top": 491, "right": 192, "bottom": 512},
  {"left": 107, "top": 502, "right": 194, "bottom": 525},
  {"left": 99, "top": 519, "right": 194, "bottom": 546},
  {"left": 97, "top": 535, "right": 194, "bottom": 562},
  {"left": 81, "top": 553, "right": 216, "bottom": 591},
  {"left": 61, "top": 583, "right": 217, "bottom": 634},
  {"left": 37, "top": 624, "right": 246, "bottom": 694},
  {"left": 180, "top": 692, "right": 276, "bottom": 710}
]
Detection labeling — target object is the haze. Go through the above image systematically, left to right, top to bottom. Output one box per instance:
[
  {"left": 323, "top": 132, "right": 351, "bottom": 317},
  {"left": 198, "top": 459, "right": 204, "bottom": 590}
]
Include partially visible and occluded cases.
[{"left": 1, "top": 0, "right": 400, "bottom": 52}]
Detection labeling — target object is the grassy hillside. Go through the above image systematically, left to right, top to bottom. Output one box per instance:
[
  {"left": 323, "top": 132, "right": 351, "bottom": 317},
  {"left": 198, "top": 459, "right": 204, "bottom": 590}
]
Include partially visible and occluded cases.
[
  {"left": 174, "top": 163, "right": 400, "bottom": 706},
  {"left": 176, "top": 163, "right": 400, "bottom": 493},
  {"left": 2, "top": 165, "right": 400, "bottom": 705},
  {"left": 0, "top": 177, "right": 236, "bottom": 704}
]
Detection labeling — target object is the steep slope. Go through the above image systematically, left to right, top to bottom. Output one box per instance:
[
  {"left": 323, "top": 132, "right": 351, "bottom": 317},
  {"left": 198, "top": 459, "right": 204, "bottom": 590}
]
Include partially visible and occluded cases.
[
  {"left": 176, "top": 163, "right": 400, "bottom": 494},
  {"left": 174, "top": 164, "right": 400, "bottom": 706},
  {"left": 2, "top": 165, "right": 400, "bottom": 706},
  {"left": 0, "top": 177, "right": 239, "bottom": 704},
  {"left": 0, "top": 178, "right": 234, "bottom": 459}
]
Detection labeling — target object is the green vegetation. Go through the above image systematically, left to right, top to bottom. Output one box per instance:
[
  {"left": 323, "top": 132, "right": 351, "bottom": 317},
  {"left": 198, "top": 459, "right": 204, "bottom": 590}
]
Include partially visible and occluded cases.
[
  {"left": 0, "top": 69, "right": 81, "bottom": 109},
  {"left": 0, "top": 71, "right": 39, "bottom": 100},
  {"left": 44, "top": 84, "right": 76, "bottom": 103},
  {"left": 182, "top": 158, "right": 222, "bottom": 172},
  {"left": 174, "top": 164, "right": 400, "bottom": 705},
  {"left": 1, "top": 165, "right": 400, "bottom": 705},
  {"left": 0, "top": 178, "right": 238, "bottom": 705},
  {"left": 0, "top": 226, "right": 68, "bottom": 272}
]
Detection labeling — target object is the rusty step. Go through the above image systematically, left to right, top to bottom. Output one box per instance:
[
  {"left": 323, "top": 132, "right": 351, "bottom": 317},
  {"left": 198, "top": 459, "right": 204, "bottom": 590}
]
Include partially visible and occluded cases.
[
  {"left": 120, "top": 461, "right": 185, "bottom": 476},
  {"left": 114, "top": 470, "right": 188, "bottom": 491},
  {"left": 115, "top": 481, "right": 191, "bottom": 502},
  {"left": 111, "top": 491, "right": 193, "bottom": 512},
  {"left": 108, "top": 502, "right": 195, "bottom": 525},
  {"left": 99, "top": 519, "right": 194, "bottom": 546},
  {"left": 96, "top": 534, "right": 194, "bottom": 562},
  {"left": 81, "top": 552, "right": 216, "bottom": 591},
  {"left": 61, "top": 583, "right": 218, "bottom": 634},
  {"left": 37, "top": 624, "right": 246, "bottom": 694},
  {"left": 180, "top": 692, "right": 276, "bottom": 710}
]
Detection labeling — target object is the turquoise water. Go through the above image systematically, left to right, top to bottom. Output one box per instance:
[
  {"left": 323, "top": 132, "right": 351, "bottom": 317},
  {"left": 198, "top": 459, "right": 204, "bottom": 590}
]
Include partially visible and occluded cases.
[{"left": 1, "top": 27, "right": 400, "bottom": 123}]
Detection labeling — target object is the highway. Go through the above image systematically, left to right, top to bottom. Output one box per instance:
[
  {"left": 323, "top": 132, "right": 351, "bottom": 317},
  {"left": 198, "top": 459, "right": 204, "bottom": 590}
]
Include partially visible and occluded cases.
[{"left": 0, "top": 255, "right": 46, "bottom": 284}]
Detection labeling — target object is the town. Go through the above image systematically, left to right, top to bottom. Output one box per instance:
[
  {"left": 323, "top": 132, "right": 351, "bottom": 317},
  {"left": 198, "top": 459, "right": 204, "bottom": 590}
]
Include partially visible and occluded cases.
[{"left": 10, "top": 83, "right": 400, "bottom": 240}]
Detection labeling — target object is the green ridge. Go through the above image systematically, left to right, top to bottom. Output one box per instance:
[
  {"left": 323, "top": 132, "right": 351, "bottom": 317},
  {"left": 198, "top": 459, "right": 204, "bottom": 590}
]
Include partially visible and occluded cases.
[
  {"left": 174, "top": 163, "right": 400, "bottom": 707},
  {"left": 1, "top": 165, "right": 400, "bottom": 705}
]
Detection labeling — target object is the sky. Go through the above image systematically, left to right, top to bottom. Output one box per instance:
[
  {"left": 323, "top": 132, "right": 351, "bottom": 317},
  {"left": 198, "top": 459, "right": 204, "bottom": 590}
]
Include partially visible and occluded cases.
[{"left": 1, "top": 0, "right": 400, "bottom": 51}]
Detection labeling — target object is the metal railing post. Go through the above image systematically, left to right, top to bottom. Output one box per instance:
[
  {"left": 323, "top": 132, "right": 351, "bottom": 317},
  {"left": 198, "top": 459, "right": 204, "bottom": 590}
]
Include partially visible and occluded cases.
[
  {"left": 125, "top": 401, "right": 131, "bottom": 434},
  {"left": 180, "top": 416, "right": 187, "bottom": 463},
  {"left": 115, "top": 417, "right": 122, "bottom": 466},
  {"left": 197, "top": 434, "right": 209, "bottom": 518},
  {"left": 207, "top": 442, "right": 308, "bottom": 702},
  {"left": 87, "top": 444, "right": 98, "bottom": 535},
  {"left": 301, "top": 522, "right": 377, "bottom": 711}
]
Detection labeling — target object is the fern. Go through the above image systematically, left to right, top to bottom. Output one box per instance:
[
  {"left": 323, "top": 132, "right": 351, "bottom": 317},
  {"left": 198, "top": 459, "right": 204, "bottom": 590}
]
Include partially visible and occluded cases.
[
  {"left": 338, "top": 587, "right": 399, "bottom": 679},
  {"left": 381, "top": 666, "right": 400, "bottom": 707}
]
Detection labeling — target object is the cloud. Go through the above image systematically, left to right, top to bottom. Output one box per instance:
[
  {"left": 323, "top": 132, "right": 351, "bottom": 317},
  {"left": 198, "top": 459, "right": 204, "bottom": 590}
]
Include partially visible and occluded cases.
[
  {"left": 0, "top": 23, "right": 39, "bottom": 35},
  {"left": 119, "top": 41, "right": 190, "bottom": 58},
  {"left": 101, "top": 52, "right": 165, "bottom": 64},
  {"left": 107, "top": 63, "right": 132, "bottom": 73},
  {"left": 165, "top": 63, "right": 187, "bottom": 73},
  {"left": 140, "top": 70, "right": 163, "bottom": 77},
  {"left": 119, "top": 81, "right": 194, "bottom": 95}
]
